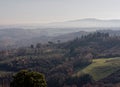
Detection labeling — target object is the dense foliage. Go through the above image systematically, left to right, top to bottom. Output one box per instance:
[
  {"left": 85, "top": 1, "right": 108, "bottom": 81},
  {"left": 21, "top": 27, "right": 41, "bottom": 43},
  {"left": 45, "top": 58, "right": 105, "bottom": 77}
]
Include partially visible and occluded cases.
[{"left": 10, "top": 70, "right": 47, "bottom": 87}]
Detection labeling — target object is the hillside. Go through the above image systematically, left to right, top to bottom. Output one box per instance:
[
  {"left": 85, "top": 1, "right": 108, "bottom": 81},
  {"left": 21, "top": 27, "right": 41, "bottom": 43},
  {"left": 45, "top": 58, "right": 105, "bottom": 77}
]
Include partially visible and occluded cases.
[
  {"left": 0, "top": 29, "right": 88, "bottom": 49},
  {"left": 1, "top": 29, "right": 120, "bottom": 50},
  {"left": 0, "top": 32, "right": 120, "bottom": 87},
  {"left": 0, "top": 32, "right": 120, "bottom": 73},
  {"left": 74, "top": 57, "right": 120, "bottom": 81},
  {"left": 100, "top": 69, "right": 120, "bottom": 84}
]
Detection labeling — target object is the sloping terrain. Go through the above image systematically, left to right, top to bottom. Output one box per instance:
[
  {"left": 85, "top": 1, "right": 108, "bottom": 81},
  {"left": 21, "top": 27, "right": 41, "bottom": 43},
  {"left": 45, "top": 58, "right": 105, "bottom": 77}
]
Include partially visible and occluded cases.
[
  {"left": 0, "top": 29, "right": 88, "bottom": 49},
  {"left": 0, "top": 32, "right": 120, "bottom": 86},
  {"left": 75, "top": 57, "right": 120, "bottom": 81},
  {"left": 100, "top": 69, "right": 120, "bottom": 84}
]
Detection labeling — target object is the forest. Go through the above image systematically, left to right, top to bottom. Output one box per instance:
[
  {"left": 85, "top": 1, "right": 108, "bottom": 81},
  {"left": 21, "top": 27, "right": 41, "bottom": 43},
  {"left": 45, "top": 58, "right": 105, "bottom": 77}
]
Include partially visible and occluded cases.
[{"left": 0, "top": 32, "right": 120, "bottom": 87}]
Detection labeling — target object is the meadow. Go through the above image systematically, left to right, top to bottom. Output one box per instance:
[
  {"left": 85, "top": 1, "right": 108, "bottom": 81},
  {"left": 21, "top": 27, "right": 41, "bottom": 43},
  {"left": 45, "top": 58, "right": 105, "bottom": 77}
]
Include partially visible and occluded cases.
[{"left": 75, "top": 57, "right": 120, "bottom": 81}]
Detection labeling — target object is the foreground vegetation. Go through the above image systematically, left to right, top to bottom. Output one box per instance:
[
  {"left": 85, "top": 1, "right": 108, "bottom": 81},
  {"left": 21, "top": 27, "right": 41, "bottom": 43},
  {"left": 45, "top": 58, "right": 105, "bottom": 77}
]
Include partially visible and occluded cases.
[{"left": 10, "top": 70, "right": 47, "bottom": 87}]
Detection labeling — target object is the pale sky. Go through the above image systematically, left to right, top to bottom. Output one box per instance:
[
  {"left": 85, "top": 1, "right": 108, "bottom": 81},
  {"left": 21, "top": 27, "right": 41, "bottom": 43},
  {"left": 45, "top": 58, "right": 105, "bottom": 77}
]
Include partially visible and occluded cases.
[{"left": 0, "top": 0, "right": 120, "bottom": 25}]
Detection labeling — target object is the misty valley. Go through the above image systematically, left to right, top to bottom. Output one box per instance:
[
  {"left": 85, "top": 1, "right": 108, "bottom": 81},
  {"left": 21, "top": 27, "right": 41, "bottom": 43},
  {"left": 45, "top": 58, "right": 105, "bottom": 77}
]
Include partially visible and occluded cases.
[
  {"left": 1, "top": 0, "right": 120, "bottom": 86},
  {"left": 0, "top": 27, "right": 120, "bottom": 87}
]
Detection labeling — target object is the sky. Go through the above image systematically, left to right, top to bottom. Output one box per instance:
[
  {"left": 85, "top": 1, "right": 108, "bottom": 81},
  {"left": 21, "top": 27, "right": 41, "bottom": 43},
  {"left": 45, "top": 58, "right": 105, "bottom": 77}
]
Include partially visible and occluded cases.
[{"left": 0, "top": 0, "right": 120, "bottom": 25}]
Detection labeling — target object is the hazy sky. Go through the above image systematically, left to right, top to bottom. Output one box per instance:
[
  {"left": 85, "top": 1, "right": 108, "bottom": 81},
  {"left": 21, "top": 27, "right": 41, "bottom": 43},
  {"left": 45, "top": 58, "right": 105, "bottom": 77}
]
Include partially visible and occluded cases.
[{"left": 0, "top": 0, "right": 120, "bottom": 25}]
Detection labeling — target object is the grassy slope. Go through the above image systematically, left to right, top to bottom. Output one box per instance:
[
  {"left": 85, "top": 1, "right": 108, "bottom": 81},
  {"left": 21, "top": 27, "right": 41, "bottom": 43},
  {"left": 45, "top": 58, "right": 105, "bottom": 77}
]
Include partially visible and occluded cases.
[{"left": 75, "top": 57, "right": 120, "bottom": 81}]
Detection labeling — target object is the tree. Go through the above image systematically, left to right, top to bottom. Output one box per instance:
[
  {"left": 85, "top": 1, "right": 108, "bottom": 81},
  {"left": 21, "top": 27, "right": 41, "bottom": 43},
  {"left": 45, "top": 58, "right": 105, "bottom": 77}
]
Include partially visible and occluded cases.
[
  {"left": 36, "top": 43, "right": 41, "bottom": 48},
  {"left": 30, "top": 44, "right": 34, "bottom": 49},
  {"left": 10, "top": 70, "right": 47, "bottom": 87},
  {"left": 47, "top": 73, "right": 66, "bottom": 87},
  {"left": 65, "top": 74, "right": 94, "bottom": 87}
]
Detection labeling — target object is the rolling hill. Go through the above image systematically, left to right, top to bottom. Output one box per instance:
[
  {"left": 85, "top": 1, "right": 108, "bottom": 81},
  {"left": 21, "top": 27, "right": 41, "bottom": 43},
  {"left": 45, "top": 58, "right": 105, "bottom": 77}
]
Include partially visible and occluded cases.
[
  {"left": 0, "top": 29, "right": 88, "bottom": 49},
  {"left": 0, "top": 32, "right": 120, "bottom": 86},
  {"left": 74, "top": 57, "right": 120, "bottom": 81}
]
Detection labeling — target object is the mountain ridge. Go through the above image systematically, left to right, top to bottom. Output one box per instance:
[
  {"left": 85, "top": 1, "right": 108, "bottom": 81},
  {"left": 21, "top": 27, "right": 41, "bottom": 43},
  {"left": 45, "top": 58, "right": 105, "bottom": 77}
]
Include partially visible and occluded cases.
[{"left": 2, "top": 18, "right": 120, "bottom": 29}]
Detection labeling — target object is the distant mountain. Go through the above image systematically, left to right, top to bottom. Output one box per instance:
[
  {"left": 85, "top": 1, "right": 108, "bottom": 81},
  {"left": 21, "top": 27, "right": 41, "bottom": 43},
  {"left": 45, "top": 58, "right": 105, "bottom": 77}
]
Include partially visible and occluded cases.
[
  {"left": 1, "top": 18, "right": 120, "bottom": 30},
  {"left": 1, "top": 18, "right": 120, "bottom": 50},
  {"left": 42, "top": 18, "right": 120, "bottom": 28}
]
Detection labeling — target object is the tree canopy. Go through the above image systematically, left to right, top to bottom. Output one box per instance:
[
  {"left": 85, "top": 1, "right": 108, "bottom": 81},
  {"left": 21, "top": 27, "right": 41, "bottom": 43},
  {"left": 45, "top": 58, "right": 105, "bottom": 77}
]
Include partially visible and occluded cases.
[{"left": 10, "top": 70, "right": 47, "bottom": 87}]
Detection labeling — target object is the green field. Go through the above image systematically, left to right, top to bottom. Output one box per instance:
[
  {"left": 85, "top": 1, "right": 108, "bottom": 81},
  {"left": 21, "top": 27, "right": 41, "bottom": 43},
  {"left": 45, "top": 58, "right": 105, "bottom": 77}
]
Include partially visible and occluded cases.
[{"left": 75, "top": 57, "right": 120, "bottom": 81}]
